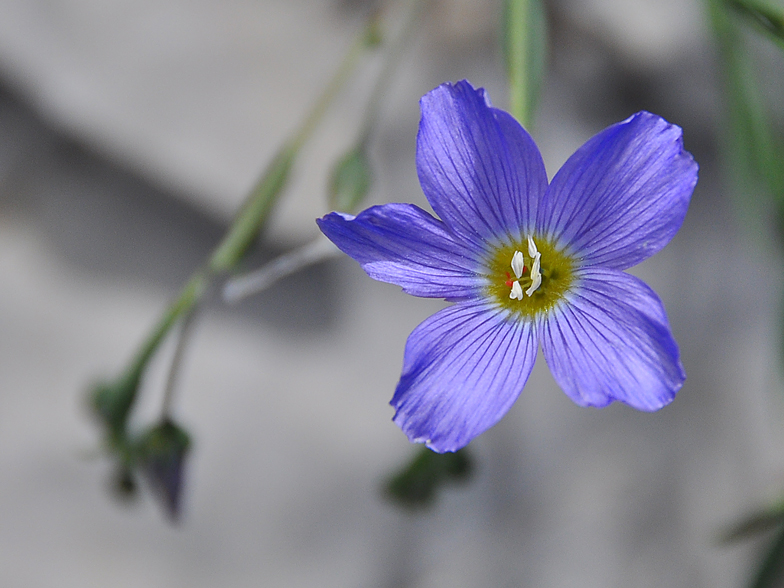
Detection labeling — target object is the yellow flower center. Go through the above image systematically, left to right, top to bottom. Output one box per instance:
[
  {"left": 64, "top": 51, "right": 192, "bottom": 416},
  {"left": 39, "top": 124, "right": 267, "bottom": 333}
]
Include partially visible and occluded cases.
[{"left": 484, "top": 235, "right": 577, "bottom": 317}]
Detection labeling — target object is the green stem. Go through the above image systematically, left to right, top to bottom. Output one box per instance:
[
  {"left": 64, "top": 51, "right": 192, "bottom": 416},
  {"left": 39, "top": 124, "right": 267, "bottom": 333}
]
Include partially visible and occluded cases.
[
  {"left": 504, "top": 0, "right": 546, "bottom": 128},
  {"left": 208, "top": 11, "right": 379, "bottom": 272},
  {"left": 97, "top": 13, "right": 381, "bottom": 439},
  {"left": 291, "top": 24, "right": 378, "bottom": 152},
  {"left": 207, "top": 145, "right": 296, "bottom": 273},
  {"left": 99, "top": 271, "right": 208, "bottom": 440}
]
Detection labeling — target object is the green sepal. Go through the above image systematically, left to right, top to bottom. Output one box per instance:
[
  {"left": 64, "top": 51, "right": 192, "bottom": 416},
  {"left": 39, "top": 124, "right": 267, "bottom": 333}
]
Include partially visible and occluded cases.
[{"left": 89, "top": 375, "right": 141, "bottom": 445}]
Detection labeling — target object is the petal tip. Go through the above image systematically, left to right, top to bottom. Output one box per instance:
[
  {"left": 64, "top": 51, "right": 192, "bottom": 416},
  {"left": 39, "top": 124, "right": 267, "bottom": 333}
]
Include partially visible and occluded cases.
[
  {"left": 419, "top": 79, "right": 488, "bottom": 113},
  {"left": 316, "top": 210, "right": 354, "bottom": 229},
  {"left": 391, "top": 410, "right": 462, "bottom": 454}
]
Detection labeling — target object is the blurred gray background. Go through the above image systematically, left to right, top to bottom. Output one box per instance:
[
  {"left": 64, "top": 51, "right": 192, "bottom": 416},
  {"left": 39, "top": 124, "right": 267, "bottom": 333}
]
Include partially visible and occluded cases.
[{"left": 0, "top": 0, "right": 782, "bottom": 586}]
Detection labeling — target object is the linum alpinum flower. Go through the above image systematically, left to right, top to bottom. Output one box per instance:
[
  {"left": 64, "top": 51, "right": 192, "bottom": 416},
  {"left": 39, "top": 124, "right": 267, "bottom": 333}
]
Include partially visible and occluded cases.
[{"left": 317, "top": 80, "right": 698, "bottom": 453}]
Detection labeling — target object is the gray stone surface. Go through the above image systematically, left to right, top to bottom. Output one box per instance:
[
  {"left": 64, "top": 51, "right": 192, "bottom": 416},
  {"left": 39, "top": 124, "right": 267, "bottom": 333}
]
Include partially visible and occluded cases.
[{"left": 0, "top": 0, "right": 782, "bottom": 587}]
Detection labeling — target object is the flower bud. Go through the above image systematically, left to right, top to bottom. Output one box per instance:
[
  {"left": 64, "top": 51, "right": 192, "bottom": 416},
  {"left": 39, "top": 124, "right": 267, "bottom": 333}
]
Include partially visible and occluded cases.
[{"left": 137, "top": 419, "right": 191, "bottom": 521}]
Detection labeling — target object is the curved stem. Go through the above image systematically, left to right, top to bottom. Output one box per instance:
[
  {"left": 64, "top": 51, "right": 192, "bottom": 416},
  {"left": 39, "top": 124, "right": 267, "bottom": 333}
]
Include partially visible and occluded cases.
[
  {"left": 98, "top": 12, "right": 382, "bottom": 438},
  {"left": 107, "top": 271, "right": 209, "bottom": 435}
]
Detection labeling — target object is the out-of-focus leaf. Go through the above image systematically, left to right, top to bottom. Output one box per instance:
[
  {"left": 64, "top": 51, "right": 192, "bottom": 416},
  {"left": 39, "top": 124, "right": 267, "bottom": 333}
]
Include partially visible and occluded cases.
[
  {"left": 503, "top": 0, "right": 547, "bottom": 128},
  {"left": 707, "top": 0, "right": 784, "bottom": 212},
  {"left": 728, "top": 0, "right": 784, "bottom": 48},
  {"left": 363, "top": 17, "right": 383, "bottom": 48},
  {"left": 329, "top": 145, "right": 372, "bottom": 213},
  {"left": 384, "top": 445, "right": 472, "bottom": 509},
  {"left": 718, "top": 507, "right": 784, "bottom": 544},
  {"left": 749, "top": 524, "right": 784, "bottom": 588}
]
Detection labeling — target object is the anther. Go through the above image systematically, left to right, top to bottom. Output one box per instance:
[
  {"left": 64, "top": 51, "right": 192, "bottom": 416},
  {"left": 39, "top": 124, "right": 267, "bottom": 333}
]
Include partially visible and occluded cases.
[
  {"left": 525, "top": 236, "right": 542, "bottom": 297},
  {"left": 527, "top": 236, "right": 539, "bottom": 259},
  {"left": 511, "top": 251, "right": 525, "bottom": 279},
  {"left": 509, "top": 281, "right": 524, "bottom": 300}
]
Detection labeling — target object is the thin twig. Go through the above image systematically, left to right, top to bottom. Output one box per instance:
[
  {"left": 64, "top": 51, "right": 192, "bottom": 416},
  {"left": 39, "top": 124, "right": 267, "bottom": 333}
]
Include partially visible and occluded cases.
[{"left": 222, "top": 235, "right": 339, "bottom": 304}]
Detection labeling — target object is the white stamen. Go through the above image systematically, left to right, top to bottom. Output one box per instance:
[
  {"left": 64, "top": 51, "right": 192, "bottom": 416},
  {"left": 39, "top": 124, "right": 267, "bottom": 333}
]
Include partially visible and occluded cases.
[
  {"left": 527, "top": 235, "right": 539, "bottom": 259},
  {"left": 525, "top": 236, "right": 542, "bottom": 297},
  {"left": 511, "top": 250, "right": 525, "bottom": 279},
  {"left": 526, "top": 262, "right": 542, "bottom": 296},
  {"left": 509, "top": 280, "right": 524, "bottom": 300}
]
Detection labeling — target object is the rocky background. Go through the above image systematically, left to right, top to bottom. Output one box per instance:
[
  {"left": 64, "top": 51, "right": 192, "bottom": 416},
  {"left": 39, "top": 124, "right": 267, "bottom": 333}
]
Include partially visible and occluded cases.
[{"left": 0, "top": 0, "right": 782, "bottom": 586}]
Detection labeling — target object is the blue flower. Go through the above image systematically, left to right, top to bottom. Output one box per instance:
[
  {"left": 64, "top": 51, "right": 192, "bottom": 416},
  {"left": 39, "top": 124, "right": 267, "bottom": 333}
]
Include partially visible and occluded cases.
[{"left": 317, "top": 80, "right": 698, "bottom": 453}]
